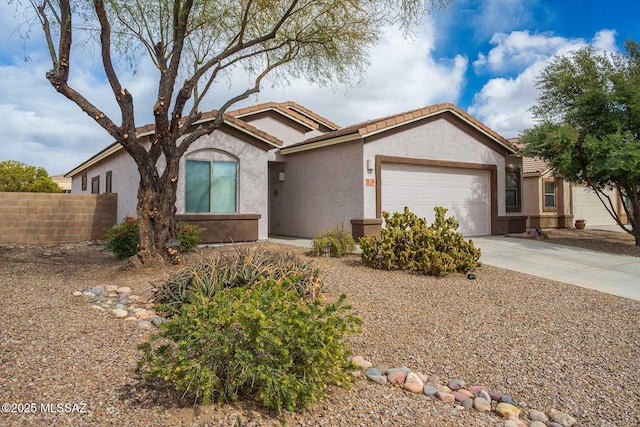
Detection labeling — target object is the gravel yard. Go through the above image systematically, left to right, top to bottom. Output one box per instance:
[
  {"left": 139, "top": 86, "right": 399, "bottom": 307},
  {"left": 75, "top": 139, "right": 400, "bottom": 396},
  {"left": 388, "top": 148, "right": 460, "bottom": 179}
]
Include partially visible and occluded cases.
[
  {"left": 543, "top": 228, "right": 640, "bottom": 258},
  {"left": 1, "top": 233, "right": 639, "bottom": 427}
]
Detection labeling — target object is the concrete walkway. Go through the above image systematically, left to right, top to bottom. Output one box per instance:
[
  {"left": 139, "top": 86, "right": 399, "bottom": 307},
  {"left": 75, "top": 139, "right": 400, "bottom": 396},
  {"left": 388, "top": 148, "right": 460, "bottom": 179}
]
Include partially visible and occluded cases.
[
  {"left": 268, "top": 235, "right": 640, "bottom": 301},
  {"left": 473, "top": 236, "right": 640, "bottom": 301}
]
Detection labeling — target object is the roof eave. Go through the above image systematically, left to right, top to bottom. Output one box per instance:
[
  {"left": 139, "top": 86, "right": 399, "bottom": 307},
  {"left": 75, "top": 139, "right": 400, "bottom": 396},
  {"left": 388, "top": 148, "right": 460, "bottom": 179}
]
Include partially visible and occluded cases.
[
  {"left": 234, "top": 107, "right": 318, "bottom": 131},
  {"left": 359, "top": 108, "right": 517, "bottom": 155},
  {"left": 66, "top": 117, "right": 280, "bottom": 177},
  {"left": 279, "top": 132, "right": 361, "bottom": 154}
]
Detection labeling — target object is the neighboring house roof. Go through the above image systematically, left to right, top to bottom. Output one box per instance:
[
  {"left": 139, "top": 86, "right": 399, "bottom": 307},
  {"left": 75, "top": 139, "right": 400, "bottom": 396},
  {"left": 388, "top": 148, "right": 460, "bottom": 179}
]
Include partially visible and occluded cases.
[
  {"left": 228, "top": 101, "right": 341, "bottom": 132},
  {"left": 279, "top": 103, "right": 518, "bottom": 155},
  {"left": 65, "top": 112, "right": 282, "bottom": 177},
  {"left": 511, "top": 137, "right": 554, "bottom": 177},
  {"left": 522, "top": 156, "right": 551, "bottom": 176},
  {"left": 50, "top": 174, "right": 72, "bottom": 191}
]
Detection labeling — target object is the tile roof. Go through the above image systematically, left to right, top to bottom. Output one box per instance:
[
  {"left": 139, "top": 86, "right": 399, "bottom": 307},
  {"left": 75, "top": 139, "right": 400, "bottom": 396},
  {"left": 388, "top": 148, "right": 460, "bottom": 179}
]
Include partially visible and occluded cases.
[
  {"left": 227, "top": 101, "right": 341, "bottom": 131},
  {"left": 278, "top": 101, "right": 341, "bottom": 130},
  {"left": 282, "top": 103, "right": 517, "bottom": 153},
  {"left": 132, "top": 110, "right": 283, "bottom": 147},
  {"left": 65, "top": 111, "right": 282, "bottom": 177},
  {"left": 198, "top": 111, "right": 283, "bottom": 147},
  {"left": 522, "top": 156, "right": 551, "bottom": 176}
]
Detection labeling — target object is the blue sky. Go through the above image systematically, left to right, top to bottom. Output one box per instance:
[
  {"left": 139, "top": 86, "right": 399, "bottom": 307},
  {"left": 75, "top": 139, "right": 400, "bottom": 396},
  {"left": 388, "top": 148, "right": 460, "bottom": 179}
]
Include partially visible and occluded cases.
[{"left": 0, "top": 0, "right": 639, "bottom": 175}]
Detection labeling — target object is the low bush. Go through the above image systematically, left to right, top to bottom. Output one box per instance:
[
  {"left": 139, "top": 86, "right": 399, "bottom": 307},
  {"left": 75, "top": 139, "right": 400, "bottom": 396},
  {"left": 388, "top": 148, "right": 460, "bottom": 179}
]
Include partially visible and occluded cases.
[
  {"left": 360, "top": 206, "right": 481, "bottom": 277},
  {"left": 103, "top": 216, "right": 139, "bottom": 259},
  {"left": 103, "top": 217, "right": 203, "bottom": 259},
  {"left": 178, "top": 221, "right": 205, "bottom": 252},
  {"left": 311, "top": 226, "right": 356, "bottom": 257},
  {"left": 155, "top": 248, "right": 323, "bottom": 312},
  {"left": 137, "top": 281, "right": 361, "bottom": 414}
]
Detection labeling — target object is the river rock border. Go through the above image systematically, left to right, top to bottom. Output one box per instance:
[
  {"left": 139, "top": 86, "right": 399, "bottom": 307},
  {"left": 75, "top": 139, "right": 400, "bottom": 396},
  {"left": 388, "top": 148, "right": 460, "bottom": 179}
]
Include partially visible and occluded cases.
[
  {"left": 73, "top": 283, "right": 167, "bottom": 330},
  {"left": 73, "top": 284, "right": 576, "bottom": 426},
  {"left": 350, "top": 356, "right": 577, "bottom": 427}
]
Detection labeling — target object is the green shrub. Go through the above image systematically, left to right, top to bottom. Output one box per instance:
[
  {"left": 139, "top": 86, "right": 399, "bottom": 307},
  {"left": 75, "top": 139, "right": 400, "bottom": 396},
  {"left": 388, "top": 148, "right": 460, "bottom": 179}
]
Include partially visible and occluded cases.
[
  {"left": 360, "top": 206, "right": 481, "bottom": 277},
  {"left": 104, "top": 216, "right": 139, "bottom": 259},
  {"left": 103, "top": 217, "right": 203, "bottom": 259},
  {"left": 178, "top": 221, "right": 204, "bottom": 252},
  {"left": 312, "top": 226, "right": 356, "bottom": 257},
  {"left": 155, "top": 248, "right": 323, "bottom": 312},
  {"left": 137, "top": 283, "right": 361, "bottom": 414}
]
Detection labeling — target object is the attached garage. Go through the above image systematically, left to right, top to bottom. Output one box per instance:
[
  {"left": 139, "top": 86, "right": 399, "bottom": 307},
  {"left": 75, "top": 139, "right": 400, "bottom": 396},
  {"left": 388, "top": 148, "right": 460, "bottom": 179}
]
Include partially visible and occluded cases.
[
  {"left": 279, "top": 103, "right": 526, "bottom": 239},
  {"left": 381, "top": 163, "right": 491, "bottom": 236},
  {"left": 572, "top": 185, "right": 618, "bottom": 226}
]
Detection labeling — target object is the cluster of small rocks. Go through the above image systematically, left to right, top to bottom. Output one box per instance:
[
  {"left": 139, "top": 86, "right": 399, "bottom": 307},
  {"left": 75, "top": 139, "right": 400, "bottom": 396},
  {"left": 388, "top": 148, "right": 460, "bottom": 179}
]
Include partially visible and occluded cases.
[
  {"left": 73, "top": 284, "right": 167, "bottom": 330},
  {"left": 350, "top": 355, "right": 577, "bottom": 427}
]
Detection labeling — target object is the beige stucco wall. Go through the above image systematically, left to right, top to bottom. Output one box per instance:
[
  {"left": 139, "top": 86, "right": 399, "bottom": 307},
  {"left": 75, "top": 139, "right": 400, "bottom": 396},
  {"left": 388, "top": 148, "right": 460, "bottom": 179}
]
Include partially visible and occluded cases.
[
  {"left": 242, "top": 116, "right": 308, "bottom": 146},
  {"left": 362, "top": 117, "right": 512, "bottom": 219},
  {"left": 71, "top": 130, "right": 270, "bottom": 240},
  {"left": 175, "top": 132, "right": 269, "bottom": 240},
  {"left": 273, "top": 141, "right": 364, "bottom": 238},
  {"left": 71, "top": 148, "right": 140, "bottom": 222},
  {"left": 522, "top": 171, "right": 573, "bottom": 228},
  {"left": 522, "top": 176, "right": 540, "bottom": 220}
]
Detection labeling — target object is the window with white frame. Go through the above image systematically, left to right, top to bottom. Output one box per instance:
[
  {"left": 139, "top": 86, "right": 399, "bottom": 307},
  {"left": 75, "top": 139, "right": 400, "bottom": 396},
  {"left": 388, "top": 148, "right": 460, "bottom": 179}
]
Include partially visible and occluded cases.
[
  {"left": 185, "top": 159, "right": 237, "bottom": 213},
  {"left": 543, "top": 179, "right": 556, "bottom": 211}
]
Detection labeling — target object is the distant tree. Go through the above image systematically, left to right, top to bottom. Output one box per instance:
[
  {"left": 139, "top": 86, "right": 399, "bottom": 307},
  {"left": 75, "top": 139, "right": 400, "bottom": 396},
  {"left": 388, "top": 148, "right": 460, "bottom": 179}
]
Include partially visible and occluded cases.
[
  {"left": 15, "top": 0, "right": 452, "bottom": 264},
  {"left": 522, "top": 40, "right": 640, "bottom": 245},
  {"left": 0, "top": 160, "right": 63, "bottom": 193}
]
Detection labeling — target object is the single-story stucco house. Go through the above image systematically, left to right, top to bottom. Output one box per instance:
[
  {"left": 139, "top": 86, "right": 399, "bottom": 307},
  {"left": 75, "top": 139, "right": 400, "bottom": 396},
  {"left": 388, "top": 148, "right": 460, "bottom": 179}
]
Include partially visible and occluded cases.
[
  {"left": 65, "top": 101, "right": 527, "bottom": 243},
  {"left": 521, "top": 154, "right": 629, "bottom": 229}
]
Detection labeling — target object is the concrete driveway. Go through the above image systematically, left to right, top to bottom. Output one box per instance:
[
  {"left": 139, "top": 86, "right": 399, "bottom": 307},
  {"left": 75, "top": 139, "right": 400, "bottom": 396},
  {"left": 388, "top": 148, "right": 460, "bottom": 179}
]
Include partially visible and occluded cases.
[{"left": 473, "top": 236, "right": 640, "bottom": 301}]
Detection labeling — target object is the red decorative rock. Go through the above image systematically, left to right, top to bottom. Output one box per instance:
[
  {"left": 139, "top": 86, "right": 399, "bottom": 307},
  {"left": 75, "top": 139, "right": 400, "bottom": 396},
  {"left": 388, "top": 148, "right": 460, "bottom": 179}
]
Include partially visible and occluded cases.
[
  {"left": 349, "top": 356, "right": 373, "bottom": 370},
  {"left": 388, "top": 370, "right": 408, "bottom": 385},
  {"left": 403, "top": 372, "right": 424, "bottom": 393},
  {"left": 427, "top": 375, "right": 440, "bottom": 385},
  {"left": 448, "top": 379, "right": 466, "bottom": 390},
  {"left": 457, "top": 389, "right": 473, "bottom": 398},
  {"left": 436, "top": 391, "right": 455, "bottom": 403},
  {"left": 452, "top": 391, "right": 468, "bottom": 402},
  {"left": 489, "top": 391, "right": 503, "bottom": 401}
]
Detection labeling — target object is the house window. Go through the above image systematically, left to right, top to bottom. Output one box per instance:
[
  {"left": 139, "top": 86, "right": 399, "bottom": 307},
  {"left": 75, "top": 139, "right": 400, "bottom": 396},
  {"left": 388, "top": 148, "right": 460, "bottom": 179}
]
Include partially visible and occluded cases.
[
  {"left": 185, "top": 160, "right": 237, "bottom": 213},
  {"left": 505, "top": 168, "right": 521, "bottom": 212},
  {"left": 105, "top": 171, "right": 112, "bottom": 193},
  {"left": 81, "top": 173, "right": 87, "bottom": 191},
  {"left": 91, "top": 176, "right": 100, "bottom": 194},
  {"left": 543, "top": 179, "right": 556, "bottom": 211}
]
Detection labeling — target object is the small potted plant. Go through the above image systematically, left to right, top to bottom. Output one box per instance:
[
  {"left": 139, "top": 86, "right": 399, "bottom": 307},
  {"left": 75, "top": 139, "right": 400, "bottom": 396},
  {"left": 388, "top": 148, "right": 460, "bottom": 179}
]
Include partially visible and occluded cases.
[{"left": 575, "top": 219, "right": 586, "bottom": 229}]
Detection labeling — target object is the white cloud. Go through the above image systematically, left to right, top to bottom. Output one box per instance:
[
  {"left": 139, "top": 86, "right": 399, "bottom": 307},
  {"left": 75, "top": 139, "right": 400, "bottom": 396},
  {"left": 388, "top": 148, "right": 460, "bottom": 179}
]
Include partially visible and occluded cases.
[
  {"left": 470, "top": 0, "right": 537, "bottom": 40},
  {"left": 0, "top": 7, "right": 468, "bottom": 177},
  {"left": 234, "top": 20, "right": 468, "bottom": 126},
  {"left": 469, "top": 29, "right": 619, "bottom": 138},
  {"left": 473, "top": 30, "right": 582, "bottom": 74}
]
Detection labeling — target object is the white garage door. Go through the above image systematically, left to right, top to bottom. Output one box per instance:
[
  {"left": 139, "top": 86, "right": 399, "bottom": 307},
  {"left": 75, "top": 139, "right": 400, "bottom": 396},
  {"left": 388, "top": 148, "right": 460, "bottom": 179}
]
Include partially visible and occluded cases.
[
  {"left": 381, "top": 164, "right": 490, "bottom": 236},
  {"left": 572, "top": 185, "right": 617, "bottom": 226}
]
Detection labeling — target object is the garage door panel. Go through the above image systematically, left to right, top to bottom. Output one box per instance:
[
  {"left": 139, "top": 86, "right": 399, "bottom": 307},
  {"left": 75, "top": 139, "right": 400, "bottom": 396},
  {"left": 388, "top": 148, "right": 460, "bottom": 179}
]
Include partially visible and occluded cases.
[
  {"left": 381, "top": 164, "right": 490, "bottom": 236},
  {"left": 572, "top": 186, "right": 617, "bottom": 226}
]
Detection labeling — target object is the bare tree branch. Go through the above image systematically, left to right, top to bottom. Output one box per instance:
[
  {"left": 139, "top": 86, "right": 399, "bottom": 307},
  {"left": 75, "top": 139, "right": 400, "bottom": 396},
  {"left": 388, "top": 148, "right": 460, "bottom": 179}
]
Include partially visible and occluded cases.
[
  {"left": 177, "top": 46, "right": 296, "bottom": 158},
  {"left": 591, "top": 183, "right": 632, "bottom": 233}
]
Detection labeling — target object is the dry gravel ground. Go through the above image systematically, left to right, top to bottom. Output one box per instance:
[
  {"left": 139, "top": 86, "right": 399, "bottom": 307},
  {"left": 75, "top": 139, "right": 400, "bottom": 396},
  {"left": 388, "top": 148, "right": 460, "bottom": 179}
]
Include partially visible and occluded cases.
[
  {"left": 543, "top": 228, "right": 640, "bottom": 258},
  {"left": 1, "top": 232, "right": 639, "bottom": 427}
]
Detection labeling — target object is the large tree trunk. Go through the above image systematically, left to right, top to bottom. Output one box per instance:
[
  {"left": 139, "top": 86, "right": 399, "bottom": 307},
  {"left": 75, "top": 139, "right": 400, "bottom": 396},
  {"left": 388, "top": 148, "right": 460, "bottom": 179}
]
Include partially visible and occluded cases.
[{"left": 135, "top": 156, "right": 180, "bottom": 265}]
